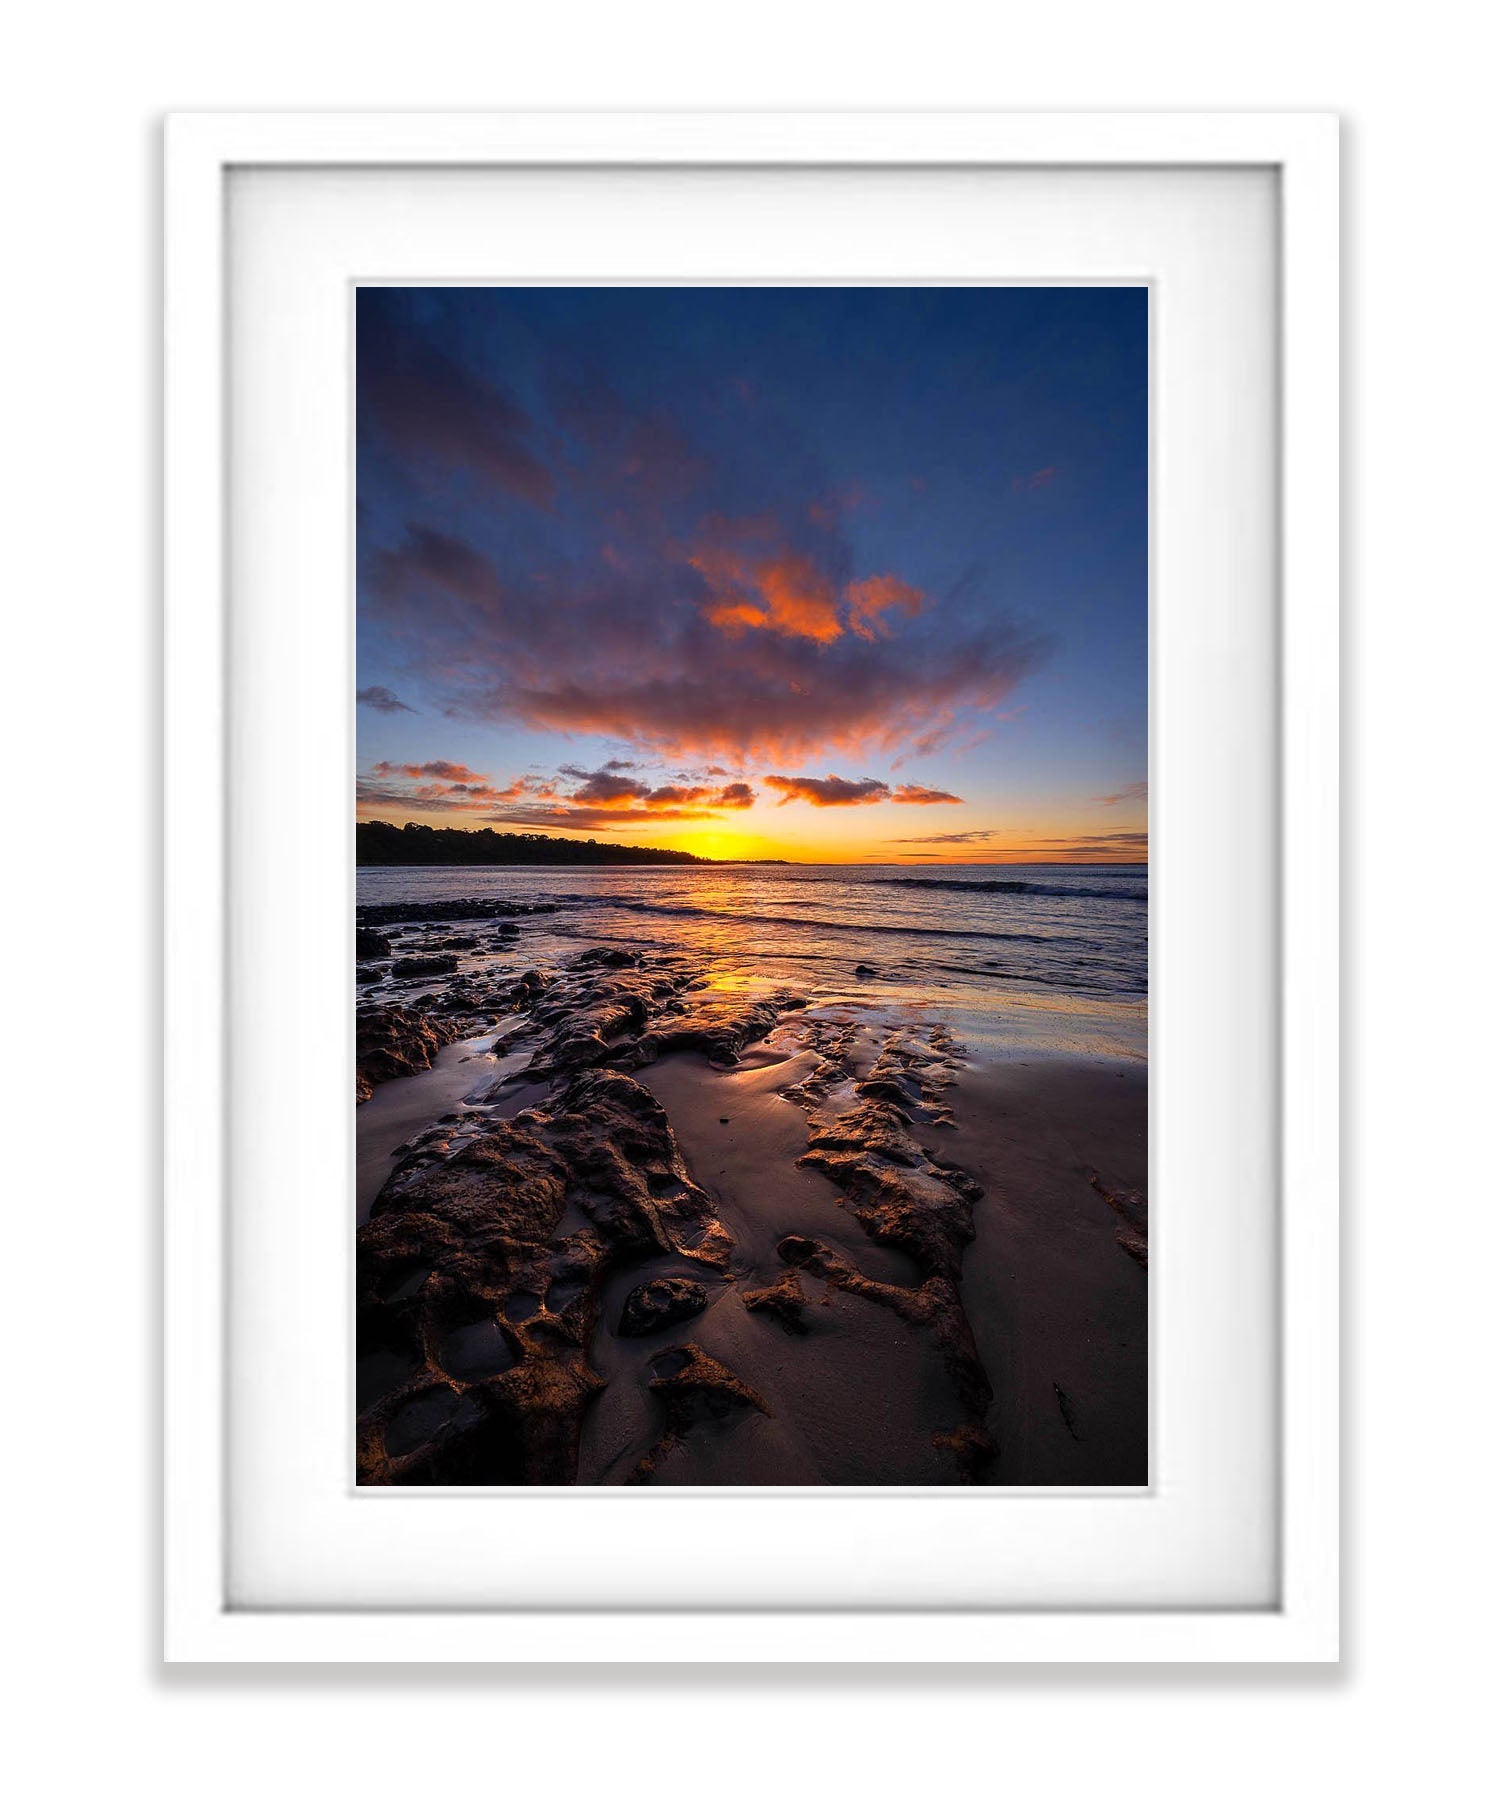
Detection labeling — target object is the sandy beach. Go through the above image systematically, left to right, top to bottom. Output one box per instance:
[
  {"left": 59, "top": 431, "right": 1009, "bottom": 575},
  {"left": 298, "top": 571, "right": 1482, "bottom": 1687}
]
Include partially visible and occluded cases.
[{"left": 353, "top": 871, "right": 1146, "bottom": 1487}]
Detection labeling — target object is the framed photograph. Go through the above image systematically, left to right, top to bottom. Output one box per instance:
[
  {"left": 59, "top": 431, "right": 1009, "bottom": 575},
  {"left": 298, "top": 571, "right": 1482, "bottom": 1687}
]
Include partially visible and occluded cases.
[{"left": 165, "top": 112, "right": 1338, "bottom": 1662}]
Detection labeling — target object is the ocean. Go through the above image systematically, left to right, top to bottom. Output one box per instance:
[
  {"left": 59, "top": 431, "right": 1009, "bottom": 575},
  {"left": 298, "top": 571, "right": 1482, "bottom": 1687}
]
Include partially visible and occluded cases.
[{"left": 356, "top": 861, "right": 1147, "bottom": 1061}]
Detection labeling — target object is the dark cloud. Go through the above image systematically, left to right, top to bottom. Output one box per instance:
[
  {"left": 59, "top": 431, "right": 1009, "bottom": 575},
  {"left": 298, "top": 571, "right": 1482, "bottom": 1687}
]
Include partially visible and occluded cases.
[
  {"left": 358, "top": 298, "right": 555, "bottom": 505},
  {"left": 372, "top": 526, "right": 505, "bottom": 618},
  {"left": 357, "top": 685, "right": 415, "bottom": 714},
  {"left": 557, "top": 765, "right": 760, "bottom": 814},
  {"left": 559, "top": 766, "right": 654, "bottom": 807},
  {"left": 761, "top": 774, "right": 961, "bottom": 808},
  {"left": 764, "top": 774, "right": 889, "bottom": 807},
  {"left": 641, "top": 784, "right": 710, "bottom": 807}
]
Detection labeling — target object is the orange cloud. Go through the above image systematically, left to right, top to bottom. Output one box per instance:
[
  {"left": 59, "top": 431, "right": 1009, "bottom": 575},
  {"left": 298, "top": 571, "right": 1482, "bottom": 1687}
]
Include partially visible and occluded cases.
[
  {"left": 690, "top": 523, "right": 926, "bottom": 650},
  {"left": 693, "top": 537, "right": 843, "bottom": 645},
  {"left": 847, "top": 574, "right": 924, "bottom": 641},
  {"left": 372, "top": 758, "right": 486, "bottom": 783},
  {"left": 891, "top": 783, "right": 963, "bottom": 804}
]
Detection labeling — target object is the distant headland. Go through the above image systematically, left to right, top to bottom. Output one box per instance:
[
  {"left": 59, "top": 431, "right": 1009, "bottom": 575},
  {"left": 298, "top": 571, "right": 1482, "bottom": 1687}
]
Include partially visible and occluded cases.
[{"left": 356, "top": 820, "right": 789, "bottom": 867}]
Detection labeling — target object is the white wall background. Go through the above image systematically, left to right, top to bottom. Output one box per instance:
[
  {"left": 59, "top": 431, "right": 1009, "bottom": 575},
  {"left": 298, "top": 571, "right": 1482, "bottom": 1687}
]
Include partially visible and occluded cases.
[{"left": 2, "top": 4, "right": 1492, "bottom": 1792}]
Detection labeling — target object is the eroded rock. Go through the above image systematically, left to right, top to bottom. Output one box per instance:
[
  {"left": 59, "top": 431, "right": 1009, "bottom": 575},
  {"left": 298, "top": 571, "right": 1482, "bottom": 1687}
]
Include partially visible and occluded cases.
[
  {"left": 357, "top": 899, "right": 556, "bottom": 927},
  {"left": 512, "top": 946, "right": 804, "bottom": 1082},
  {"left": 392, "top": 953, "right": 459, "bottom": 979},
  {"left": 622, "top": 988, "right": 806, "bottom": 1070},
  {"left": 356, "top": 1004, "right": 460, "bottom": 1101},
  {"left": 793, "top": 1023, "right": 977, "bottom": 1279},
  {"left": 356, "top": 1069, "right": 733, "bottom": 1484},
  {"left": 742, "top": 1267, "right": 809, "bottom": 1334},
  {"left": 618, "top": 1276, "right": 709, "bottom": 1337},
  {"left": 626, "top": 1344, "right": 771, "bottom": 1482}
]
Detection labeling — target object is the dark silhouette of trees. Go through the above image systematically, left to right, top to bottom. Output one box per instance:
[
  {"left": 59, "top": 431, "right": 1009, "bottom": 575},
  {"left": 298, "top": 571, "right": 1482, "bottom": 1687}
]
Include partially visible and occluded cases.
[{"left": 356, "top": 820, "right": 711, "bottom": 867}]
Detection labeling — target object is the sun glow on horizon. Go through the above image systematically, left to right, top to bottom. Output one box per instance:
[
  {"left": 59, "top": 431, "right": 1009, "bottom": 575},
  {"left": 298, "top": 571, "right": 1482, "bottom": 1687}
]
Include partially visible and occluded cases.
[{"left": 354, "top": 801, "right": 1147, "bottom": 866}]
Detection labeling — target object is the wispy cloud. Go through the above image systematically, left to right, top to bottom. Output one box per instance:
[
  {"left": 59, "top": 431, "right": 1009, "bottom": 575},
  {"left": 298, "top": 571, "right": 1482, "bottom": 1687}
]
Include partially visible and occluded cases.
[
  {"left": 846, "top": 574, "right": 924, "bottom": 641},
  {"left": 1093, "top": 780, "right": 1148, "bottom": 807},
  {"left": 889, "top": 828, "right": 999, "bottom": 845},
  {"left": 1021, "top": 831, "right": 1148, "bottom": 859}
]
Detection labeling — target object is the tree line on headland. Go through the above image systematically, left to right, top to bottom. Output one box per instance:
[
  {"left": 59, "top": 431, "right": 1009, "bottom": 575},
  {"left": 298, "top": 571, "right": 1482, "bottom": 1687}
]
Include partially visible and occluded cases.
[{"left": 357, "top": 819, "right": 713, "bottom": 866}]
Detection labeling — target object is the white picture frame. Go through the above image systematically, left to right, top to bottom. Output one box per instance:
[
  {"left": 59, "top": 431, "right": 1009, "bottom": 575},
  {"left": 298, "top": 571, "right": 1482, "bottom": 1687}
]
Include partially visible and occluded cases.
[{"left": 164, "top": 111, "right": 1338, "bottom": 1664}]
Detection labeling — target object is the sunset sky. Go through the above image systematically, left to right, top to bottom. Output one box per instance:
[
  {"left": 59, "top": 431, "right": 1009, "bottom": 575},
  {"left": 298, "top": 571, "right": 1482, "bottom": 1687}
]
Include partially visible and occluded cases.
[{"left": 356, "top": 286, "right": 1146, "bottom": 864}]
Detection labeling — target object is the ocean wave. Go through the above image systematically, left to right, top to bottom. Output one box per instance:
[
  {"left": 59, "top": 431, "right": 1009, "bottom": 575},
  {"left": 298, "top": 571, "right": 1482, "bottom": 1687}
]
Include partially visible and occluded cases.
[
  {"left": 870, "top": 876, "right": 1146, "bottom": 903},
  {"left": 608, "top": 898, "right": 1077, "bottom": 944}
]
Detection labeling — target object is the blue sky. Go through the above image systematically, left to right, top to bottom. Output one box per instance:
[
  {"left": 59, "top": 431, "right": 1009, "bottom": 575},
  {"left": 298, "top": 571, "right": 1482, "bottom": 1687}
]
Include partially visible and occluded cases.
[{"left": 356, "top": 285, "right": 1146, "bottom": 862}]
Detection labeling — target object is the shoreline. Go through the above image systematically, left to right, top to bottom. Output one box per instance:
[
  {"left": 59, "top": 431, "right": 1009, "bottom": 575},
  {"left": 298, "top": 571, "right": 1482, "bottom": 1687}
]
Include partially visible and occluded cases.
[{"left": 354, "top": 929, "right": 1146, "bottom": 1487}]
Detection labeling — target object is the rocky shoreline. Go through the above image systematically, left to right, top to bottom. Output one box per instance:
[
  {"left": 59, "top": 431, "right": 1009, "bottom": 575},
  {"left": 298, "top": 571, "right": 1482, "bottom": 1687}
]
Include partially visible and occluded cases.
[{"left": 354, "top": 900, "right": 1146, "bottom": 1486}]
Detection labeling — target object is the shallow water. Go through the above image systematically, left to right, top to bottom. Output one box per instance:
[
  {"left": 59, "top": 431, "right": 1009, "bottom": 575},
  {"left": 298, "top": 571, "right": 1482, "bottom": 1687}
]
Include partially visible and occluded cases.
[{"left": 357, "top": 861, "right": 1146, "bottom": 1060}]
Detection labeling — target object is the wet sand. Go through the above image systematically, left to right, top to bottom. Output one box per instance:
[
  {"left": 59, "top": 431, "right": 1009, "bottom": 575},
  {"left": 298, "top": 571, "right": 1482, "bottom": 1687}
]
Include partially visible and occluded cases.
[
  {"left": 353, "top": 932, "right": 1146, "bottom": 1487},
  {"left": 631, "top": 1048, "right": 1146, "bottom": 1485},
  {"left": 612, "top": 1051, "right": 958, "bottom": 1485},
  {"left": 952, "top": 1059, "right": 1146, "bottom": 1484}
]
